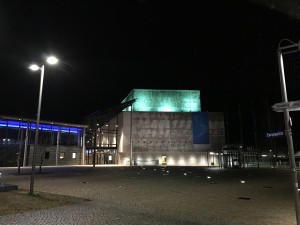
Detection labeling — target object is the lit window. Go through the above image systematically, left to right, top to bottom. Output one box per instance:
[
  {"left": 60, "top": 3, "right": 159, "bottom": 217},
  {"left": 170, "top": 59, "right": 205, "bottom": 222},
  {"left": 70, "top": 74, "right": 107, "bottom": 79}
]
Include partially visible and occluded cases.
[
  {"left": 59, "top": 152, "right": 65, "bottom": 159},
  {"left": 72, "top": 153, "right": 76, "bottom": 159}
]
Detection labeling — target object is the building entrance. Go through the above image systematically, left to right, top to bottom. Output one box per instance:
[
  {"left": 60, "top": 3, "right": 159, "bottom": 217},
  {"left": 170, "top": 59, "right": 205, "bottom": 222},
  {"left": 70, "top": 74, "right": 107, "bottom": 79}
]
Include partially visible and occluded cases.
[{"left": 85, "top": 149, "right": 117, "bottom": 165}]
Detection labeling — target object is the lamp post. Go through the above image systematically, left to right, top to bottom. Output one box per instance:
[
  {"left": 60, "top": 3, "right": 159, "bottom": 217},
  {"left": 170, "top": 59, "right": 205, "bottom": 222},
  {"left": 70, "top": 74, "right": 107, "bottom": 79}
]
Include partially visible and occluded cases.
[
  {"left": 277, "top": 39, "right": 300, "bottom": 224},
  {"left": 28, "top": 56, "right": 58, "bottom": 196}
]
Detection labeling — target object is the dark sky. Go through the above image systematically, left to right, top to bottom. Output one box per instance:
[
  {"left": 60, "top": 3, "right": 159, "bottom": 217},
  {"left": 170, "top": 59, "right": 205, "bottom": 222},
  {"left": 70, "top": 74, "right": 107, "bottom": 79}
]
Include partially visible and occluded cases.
[{"left": 1, "top": 0, "right": 300, "bottom": 146}]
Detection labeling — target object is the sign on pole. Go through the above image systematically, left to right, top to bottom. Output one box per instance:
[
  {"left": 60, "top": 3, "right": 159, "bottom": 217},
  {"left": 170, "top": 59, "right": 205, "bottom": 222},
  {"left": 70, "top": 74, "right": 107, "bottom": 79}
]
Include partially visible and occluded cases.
[
  {"left": 272, "top": 100, "right": 300, "bottom": 112},
  {"left": 266, "top": 131, "right": 284, "bottom": 138}
]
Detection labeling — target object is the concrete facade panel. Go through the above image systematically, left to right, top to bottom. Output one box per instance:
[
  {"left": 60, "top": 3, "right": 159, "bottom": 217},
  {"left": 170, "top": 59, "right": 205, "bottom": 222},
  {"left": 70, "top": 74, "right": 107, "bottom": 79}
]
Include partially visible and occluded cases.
[{"left": 118, "top": 111, "right": 225, "bottom": 166}]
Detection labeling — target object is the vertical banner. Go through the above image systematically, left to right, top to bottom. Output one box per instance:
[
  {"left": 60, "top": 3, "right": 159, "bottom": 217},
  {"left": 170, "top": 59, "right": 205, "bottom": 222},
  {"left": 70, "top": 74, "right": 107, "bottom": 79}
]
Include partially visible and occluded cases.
[{"left": 192, "top": 112, "right": 209, "bottom": 144}]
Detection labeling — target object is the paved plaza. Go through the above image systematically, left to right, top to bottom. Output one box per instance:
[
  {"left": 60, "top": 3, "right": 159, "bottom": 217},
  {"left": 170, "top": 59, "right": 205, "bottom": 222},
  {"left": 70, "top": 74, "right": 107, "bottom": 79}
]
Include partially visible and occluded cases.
[{"left": 0, "top": 165, "right": 297, "bottom": 225}]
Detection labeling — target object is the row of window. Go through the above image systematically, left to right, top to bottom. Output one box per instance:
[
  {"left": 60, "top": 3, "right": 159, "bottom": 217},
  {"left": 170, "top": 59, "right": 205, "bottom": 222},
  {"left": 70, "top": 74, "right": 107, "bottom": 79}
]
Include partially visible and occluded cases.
[
  {"left": 0, "top": 127, "right": 82, "bottom": 147},
  {"left": 44, "top": 152, "right": 77, "bottom": 160}
]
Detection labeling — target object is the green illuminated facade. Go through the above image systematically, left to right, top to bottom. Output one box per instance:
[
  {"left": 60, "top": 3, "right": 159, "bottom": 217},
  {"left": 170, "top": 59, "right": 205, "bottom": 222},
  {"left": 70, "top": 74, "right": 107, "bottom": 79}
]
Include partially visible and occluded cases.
[{"left": 122, "top": 89, "right": 201, "bottom": 112}]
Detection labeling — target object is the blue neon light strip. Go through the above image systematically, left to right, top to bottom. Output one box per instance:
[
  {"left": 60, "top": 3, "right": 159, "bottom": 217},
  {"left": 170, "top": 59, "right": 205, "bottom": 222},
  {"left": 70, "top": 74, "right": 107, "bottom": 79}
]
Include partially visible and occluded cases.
[{"left": 0, "top": 120, "right": 81, "bottom": 134}]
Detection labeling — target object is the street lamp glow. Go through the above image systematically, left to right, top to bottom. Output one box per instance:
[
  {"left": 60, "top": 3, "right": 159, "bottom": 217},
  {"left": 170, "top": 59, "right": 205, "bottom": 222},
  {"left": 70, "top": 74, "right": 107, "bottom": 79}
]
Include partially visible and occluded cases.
[
  {"left": 28, "top": 55, "right": 58, "bottom": 196},
  {"left": 29, "top": 56, "right": 58, "bottom": 71},
  {"left": 47, "top": 56, "right": 59, "bottom": 65},
  {"left": 28, "top": 64, "right": 40, "bottom": 71}
]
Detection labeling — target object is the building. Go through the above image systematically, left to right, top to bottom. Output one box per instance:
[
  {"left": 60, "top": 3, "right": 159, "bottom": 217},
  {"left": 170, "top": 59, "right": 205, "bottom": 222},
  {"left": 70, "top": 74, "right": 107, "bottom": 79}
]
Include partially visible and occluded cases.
[
  {"left": 0, "top": 89, "right": 225, "bottom": 167},
  {"left": 85, "top": 89, "right": 225, "bottom": 167},
  {"left": 0, "top": 115, "right": 87, "bottom": 167}
]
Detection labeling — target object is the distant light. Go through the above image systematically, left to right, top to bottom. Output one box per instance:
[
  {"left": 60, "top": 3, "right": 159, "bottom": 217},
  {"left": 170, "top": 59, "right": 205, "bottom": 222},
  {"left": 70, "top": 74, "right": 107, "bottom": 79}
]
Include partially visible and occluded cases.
[
  {"left": 47, "top": 56, "right": 59, "bottom": 65},
  {"left": 29, "top": 64, "right": 40, "bottom": 71},
  {"left": 207, "top": 176, "right": 211, "bottom": 179},
  {"left": 241, "top": 180, "right": 246, "bottom": 184}
]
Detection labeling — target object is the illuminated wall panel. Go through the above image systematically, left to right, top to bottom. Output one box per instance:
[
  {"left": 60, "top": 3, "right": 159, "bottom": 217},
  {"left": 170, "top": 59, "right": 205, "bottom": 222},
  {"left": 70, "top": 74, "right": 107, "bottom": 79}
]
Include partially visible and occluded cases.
[
  {"left": 122, "top": 89, "right": 200, "bottom": 112},
  {"left": 117, "top": 111, "right": 225, "bottom": 166},
  {"left": 192, "top": 112, "right": 209, "bottom": 144}
]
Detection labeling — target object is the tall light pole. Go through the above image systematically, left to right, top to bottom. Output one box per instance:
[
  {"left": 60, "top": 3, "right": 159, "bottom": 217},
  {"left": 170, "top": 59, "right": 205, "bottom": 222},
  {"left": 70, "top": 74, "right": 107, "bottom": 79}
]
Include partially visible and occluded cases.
[
  {"left": 277, "top": 39, "right": 300, "bottom": 224},
  {"left": 28, "top": 56, "right": 58, "bottom": 196},
  {"left": 130, "top": 102, "right": 133, "bottom": 166}
]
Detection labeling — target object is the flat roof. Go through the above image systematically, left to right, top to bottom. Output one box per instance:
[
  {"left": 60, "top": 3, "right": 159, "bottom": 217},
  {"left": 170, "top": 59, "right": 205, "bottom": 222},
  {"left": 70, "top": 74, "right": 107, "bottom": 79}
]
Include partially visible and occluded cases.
[{"left": 0, "top": 114, "right": 88, "bottom": 128}]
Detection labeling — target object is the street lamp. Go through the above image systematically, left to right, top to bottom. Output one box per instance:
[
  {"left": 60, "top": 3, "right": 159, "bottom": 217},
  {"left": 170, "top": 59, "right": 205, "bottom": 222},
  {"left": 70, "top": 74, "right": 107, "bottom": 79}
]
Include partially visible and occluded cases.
[
  {"left": 277, "top": 39, "right": 300, "bottom": 224},
  {"left": 28, "top": 56, "right": 59, "bottom": 196}
]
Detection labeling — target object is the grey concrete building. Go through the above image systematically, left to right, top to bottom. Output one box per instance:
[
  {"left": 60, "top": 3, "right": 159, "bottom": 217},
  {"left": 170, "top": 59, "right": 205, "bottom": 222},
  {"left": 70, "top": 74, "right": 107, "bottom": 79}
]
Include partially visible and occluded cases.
[{"left": 85, "top": 89, "right": 225, "bottom": 167}]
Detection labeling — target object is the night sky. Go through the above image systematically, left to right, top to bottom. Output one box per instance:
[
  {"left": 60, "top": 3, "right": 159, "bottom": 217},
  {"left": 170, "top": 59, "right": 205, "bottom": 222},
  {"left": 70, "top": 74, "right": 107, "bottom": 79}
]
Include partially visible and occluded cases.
[{"left": 1, "top": 0, "right": 300, "bottom": 147}]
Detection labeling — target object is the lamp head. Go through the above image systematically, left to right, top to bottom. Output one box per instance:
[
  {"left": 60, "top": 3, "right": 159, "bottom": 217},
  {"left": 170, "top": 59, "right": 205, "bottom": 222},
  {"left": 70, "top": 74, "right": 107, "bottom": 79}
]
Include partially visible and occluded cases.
[
  {"left": 46, "top": 56, "right": 59, "bottom": 65},
  {"left": 28, "top": 64, "right": 40, "bottom": 71}
]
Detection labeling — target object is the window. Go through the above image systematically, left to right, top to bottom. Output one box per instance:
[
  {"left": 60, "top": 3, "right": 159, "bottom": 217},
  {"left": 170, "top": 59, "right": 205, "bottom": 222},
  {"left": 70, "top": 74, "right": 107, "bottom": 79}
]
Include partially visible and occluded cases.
[
  {"left": 45, "top": 152, "right": 50, "bottom": 160},
  {"left": 59, "top": 152, "right": 65, "bottom": 159},
  {"left": 72, "top": 152, "right": 76, "bottom": 159},
  {"left": 162, "top": 155, "right": 167, "bottom": 165}
]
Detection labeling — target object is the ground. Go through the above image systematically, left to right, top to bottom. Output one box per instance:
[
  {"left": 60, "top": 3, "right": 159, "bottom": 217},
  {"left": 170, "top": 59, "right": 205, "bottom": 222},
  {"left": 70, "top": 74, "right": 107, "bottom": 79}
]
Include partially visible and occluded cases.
[
  {"left": 0, "top": 166, "right": 297, "bottom": 225},
  {"left": 0, "top": 189, "right": 89, "bottom": 216}
]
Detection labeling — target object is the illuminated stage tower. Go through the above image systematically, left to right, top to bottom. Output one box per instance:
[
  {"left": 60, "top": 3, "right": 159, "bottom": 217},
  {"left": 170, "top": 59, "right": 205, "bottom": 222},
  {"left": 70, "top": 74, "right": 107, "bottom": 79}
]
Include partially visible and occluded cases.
[{"left": 116, "top": 89, "right": 224, "bottom": 166}]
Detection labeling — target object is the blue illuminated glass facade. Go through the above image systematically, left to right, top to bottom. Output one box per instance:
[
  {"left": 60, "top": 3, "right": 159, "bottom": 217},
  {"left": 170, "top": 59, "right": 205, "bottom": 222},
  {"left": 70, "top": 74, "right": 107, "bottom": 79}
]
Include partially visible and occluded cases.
[
  {"left": 0, "top": 116, "right": 87, "bottom": 166},
  {"left": 0, "top": 119, "right": 84, "bottom": 147},
  {"left": 0, "top": 120, "right": 80, "bottom": 134}
]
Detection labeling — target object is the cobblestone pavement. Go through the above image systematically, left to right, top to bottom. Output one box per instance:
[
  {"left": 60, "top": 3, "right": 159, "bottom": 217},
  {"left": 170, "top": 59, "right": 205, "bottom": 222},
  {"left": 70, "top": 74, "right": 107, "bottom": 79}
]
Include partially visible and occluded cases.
[{"left": 0, "top": 166, "right": 297, "bottom": 225}]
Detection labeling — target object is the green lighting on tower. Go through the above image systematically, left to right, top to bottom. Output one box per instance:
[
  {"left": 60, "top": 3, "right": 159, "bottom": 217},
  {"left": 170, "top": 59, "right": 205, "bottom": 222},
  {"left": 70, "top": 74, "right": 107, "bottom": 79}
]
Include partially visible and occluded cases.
[{"left": 122, "top": 89, "right": 201, "bottom": 112}]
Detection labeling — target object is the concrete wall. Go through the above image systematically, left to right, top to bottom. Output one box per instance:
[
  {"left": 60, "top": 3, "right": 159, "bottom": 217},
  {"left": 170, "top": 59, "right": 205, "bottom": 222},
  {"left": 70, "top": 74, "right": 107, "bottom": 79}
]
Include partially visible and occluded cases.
[
  {"left": 117, "top": 111, "right": 225, "bottom": 166},
  {"left": 27, "top": 145, "right": 82, "bottom": 166}
]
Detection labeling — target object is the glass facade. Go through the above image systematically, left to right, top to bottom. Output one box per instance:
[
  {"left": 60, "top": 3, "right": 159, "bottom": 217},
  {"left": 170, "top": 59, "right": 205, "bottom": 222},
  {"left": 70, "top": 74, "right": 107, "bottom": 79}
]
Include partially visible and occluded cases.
[
  {"left": 0, "top": 117, "right": 86, "bottom": 166},
  {"left": 85, "top": 117, "right": 118, "bottom": 165},
  {"left": 0, "top": 119, "right": 82, "bottom": 146}
]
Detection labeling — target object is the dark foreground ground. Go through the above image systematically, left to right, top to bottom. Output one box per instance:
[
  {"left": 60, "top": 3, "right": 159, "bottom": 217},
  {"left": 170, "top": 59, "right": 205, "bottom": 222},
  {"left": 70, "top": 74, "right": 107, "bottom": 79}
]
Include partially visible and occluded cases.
[{"left": 0, "top": 165, "right": 297, "bottom": 225}]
